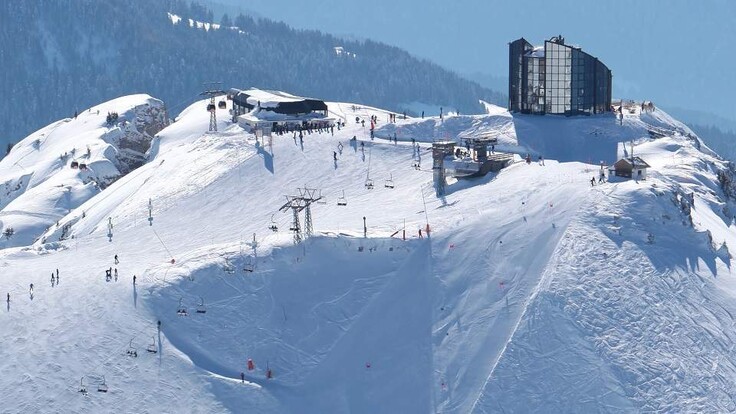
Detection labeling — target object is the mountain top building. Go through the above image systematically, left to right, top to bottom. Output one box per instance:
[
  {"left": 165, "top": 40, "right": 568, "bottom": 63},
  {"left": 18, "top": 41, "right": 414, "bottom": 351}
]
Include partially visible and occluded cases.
[{"left": 508, "top": 35, "right": 612, "bottom": 115}]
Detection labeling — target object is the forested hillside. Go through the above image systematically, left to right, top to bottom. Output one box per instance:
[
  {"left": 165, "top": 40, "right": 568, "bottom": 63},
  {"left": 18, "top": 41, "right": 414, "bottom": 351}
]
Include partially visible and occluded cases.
[{"left": 0, "top": 0, "right": 504, "bottom": 146}]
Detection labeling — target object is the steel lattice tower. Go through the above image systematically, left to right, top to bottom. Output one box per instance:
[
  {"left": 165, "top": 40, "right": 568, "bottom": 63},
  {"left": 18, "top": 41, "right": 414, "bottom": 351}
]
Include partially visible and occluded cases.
[{"left": 200, "top": 82, "right": 225, "bottom": 133}]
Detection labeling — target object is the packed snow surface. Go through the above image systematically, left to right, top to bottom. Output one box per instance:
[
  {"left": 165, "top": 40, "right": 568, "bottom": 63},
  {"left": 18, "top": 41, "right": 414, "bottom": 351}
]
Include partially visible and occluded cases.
[{"left": 1, "top": 94, "right": 736, "bottom": 413}]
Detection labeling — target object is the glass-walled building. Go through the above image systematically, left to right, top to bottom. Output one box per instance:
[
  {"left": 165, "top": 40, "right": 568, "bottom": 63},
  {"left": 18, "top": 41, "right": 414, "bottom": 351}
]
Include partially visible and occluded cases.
[{"left": 508, "top": 36, "right": 612, "bottom": 115}]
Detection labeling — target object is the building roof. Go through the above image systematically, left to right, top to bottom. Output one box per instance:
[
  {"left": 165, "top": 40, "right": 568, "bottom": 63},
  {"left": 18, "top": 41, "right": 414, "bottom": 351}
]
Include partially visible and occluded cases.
[
  {"left": 231, "top": 88, "right": 328, "bottom": 114},
  {"left": 615, "top": 156, "right": 651, "bottom": 169}
]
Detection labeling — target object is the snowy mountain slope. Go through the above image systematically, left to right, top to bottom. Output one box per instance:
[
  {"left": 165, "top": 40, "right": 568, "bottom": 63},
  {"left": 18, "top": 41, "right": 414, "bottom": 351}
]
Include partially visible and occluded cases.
[
  {"left": 1, "top": 93, "right": 736, "bottom": 413},
  {"left": 0, "top": 95, "right": 167, "bottom": 248}
]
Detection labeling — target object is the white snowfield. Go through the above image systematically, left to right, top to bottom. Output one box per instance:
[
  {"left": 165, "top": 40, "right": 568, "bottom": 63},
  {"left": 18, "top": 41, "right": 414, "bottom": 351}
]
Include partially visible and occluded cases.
[{"left": 1, "top": 95, "right": 735, "bottom": 413}]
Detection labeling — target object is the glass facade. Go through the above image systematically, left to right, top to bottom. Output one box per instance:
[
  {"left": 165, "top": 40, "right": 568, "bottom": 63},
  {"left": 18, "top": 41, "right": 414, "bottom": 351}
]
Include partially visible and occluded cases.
[
  {"left": 509, "top": 36, "right": 611, "bottom": 115},
  {"left": 508, "top": 38, "right": 532, "bottom": 113}
]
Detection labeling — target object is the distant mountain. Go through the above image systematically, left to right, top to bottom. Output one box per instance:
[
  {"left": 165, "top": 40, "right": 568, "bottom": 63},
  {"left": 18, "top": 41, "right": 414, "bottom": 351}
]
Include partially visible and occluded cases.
[
  {"left": 1, "top": 0, "right": 504, "bottom": 147},
  {"left": 463, "top": 72, "right": 509, "bottom": 99},
  {"left": 664, "top": 106, "right": 736, "bottom": 133},
  {"left": 689, "top": 124, "right": 736, "bottom": 164}
]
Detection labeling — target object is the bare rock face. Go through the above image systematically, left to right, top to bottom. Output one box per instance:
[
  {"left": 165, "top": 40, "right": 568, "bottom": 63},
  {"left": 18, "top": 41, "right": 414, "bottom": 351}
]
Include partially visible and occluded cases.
[{"left": 112, "top": 101, "right": 169, "bottom": 175}]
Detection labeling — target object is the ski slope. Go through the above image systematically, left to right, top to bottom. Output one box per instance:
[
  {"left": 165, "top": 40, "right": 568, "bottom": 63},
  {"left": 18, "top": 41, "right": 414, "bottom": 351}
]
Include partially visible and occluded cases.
[{"left": 1, "top": 93, "right": 736, "bottom": 413}]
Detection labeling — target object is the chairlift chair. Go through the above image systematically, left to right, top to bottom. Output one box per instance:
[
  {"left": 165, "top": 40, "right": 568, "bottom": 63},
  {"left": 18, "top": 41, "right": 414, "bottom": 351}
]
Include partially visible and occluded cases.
[
  {"left": 218, "top": 100, "right": 227, "bottom": 109},
  {"left": 207, "top": 103, "right": 216, "bottom": 112},
  {"left": 70, "top": 161, "right": 79, "bottom": 169},
  {"left": 384, "top": 174, "right": 395, "bottom": 189},
  {"left": 364, "top": 178, "right": 374, "bottom": 190},
  {"left": 337, "top": 190, "right": 347, "bottom": 206},
  {"left": 268, "top": 214, "right": 278, "bottom": 232},
  {"left": 244, "top": 256, "right": 254, "bottom": 273},
  {"left": 223, "top": 257, "right": 236, "bottom": 274},
  {"left": 176, "top": 297, "right": 188, "bottom": 316},
  {"left": 196, "top": 297, "right": 207, "bottom": 314},
  {"left": 147, "top": 336, "right": 157, "bottom": 354},
  {"left": 126, "top": 339, "right": 137, "bottom": 358},
  {"left": 97, "top": 376, "right": 108, "bottom": 393}
]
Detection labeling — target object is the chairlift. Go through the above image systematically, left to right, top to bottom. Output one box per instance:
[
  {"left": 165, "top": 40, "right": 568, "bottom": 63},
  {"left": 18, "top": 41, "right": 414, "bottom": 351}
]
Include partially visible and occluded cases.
[
  {"left": 218, "top": 100, "right": 227, "bottom": 109},
  {"left": 207, "top": 103, "right": 216, "bottom": 112},
  {"left": 365, "top": 147, "right": 374, "bottom": 189},
  {"left": 384, "top": 173, "right": 395, "bottom": 189},
  {"left": 337, "top": 190, "right": 347, "bottom": 206},
  {"left": 268, "top": 214, "right": 278, "bottom": 232},
  {"left": 244, "top": 256, "right": 254, "bottom": 273},
  {"left": 223, "top": 257, "right": 236, "bottom": 274},
  {"left": 176, "top": 297, "right": 188, "bottom": 316},
  {"left": 196, "top": 297, "right": 207, "bottom": 314},
  {"left": 147, "top": 336, "right": 157, "bottom": 354},
  {"left": 126, "top": 339, "right": 138, "bottom": 358},
  {"left": 79, "top": 376, "right": 87, "bottom": 394},
  {"left": 97, "top": 376, "right": 108, "bottom": 393}
]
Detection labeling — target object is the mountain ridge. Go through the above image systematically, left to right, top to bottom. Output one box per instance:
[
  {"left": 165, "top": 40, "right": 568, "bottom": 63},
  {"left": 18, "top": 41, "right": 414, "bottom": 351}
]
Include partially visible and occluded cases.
[{"left": 1, "top": 0, "right": 504, "bottom": 148}]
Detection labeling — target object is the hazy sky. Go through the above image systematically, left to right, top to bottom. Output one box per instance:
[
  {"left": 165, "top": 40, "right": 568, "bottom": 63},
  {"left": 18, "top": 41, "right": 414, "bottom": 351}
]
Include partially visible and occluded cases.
[{"left": 215, "top": 0, "right": 735, "bottom": 122}]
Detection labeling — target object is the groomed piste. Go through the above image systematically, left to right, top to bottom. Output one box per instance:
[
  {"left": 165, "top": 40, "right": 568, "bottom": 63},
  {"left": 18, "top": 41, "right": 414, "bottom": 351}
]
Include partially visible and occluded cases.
[{"left": 1, "top": 92, "right": 735, "bottom": 413}]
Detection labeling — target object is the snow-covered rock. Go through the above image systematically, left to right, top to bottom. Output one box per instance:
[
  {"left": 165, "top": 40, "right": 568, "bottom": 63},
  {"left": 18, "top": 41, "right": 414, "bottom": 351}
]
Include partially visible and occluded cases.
[{"left": 0, "top": 95, "right": 167, "bottom": 247}]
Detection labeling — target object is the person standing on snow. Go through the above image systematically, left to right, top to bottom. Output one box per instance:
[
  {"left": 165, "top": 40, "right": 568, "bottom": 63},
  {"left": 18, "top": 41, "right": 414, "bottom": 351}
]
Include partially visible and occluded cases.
[{"left": 114, "top": 254, "right": 119, "bottom": 265}]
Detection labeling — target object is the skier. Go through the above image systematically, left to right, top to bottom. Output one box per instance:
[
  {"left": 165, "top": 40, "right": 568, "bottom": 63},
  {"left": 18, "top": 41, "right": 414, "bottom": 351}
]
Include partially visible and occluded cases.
[
  {"left": 421, "top": 110, "right": 424, "bottom": 119},
  {"left": 361, "top": 119, "right": 365, "bottom": 128},
  {"left": 333, "top": 151, "right": 337, "bottom": 161},
  {"left": 590, "top": 177, "right": 596, "bottom": 186},
  {"left": 418, "top": 229, "right": 423, "bottom": 239},
  {"left": 114, "top": 254, "right": 119, "bottom": 265},
  {"left": 114, "top": 268, "right": 118, "bottom": 278},
  {"left": 56, "top": 269, "right": 59, "bottom": 278},
  {"left": 51, "top": 273, "right": 55, "bottom": 284},
  {"left": 133, "top": 275, "right": 136, "bottom": 285},
  {"left": 29, "top": 283, "right": 34, "bottom": 293},
  {"left": 7, "top": 293, "right": 9, "bottom": 302},
  {"left": 157, "top": 320, "right": 161, "bottom": 331},
  {"left": 240, "top": 372, "right": 245, "bottom": 383}
]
